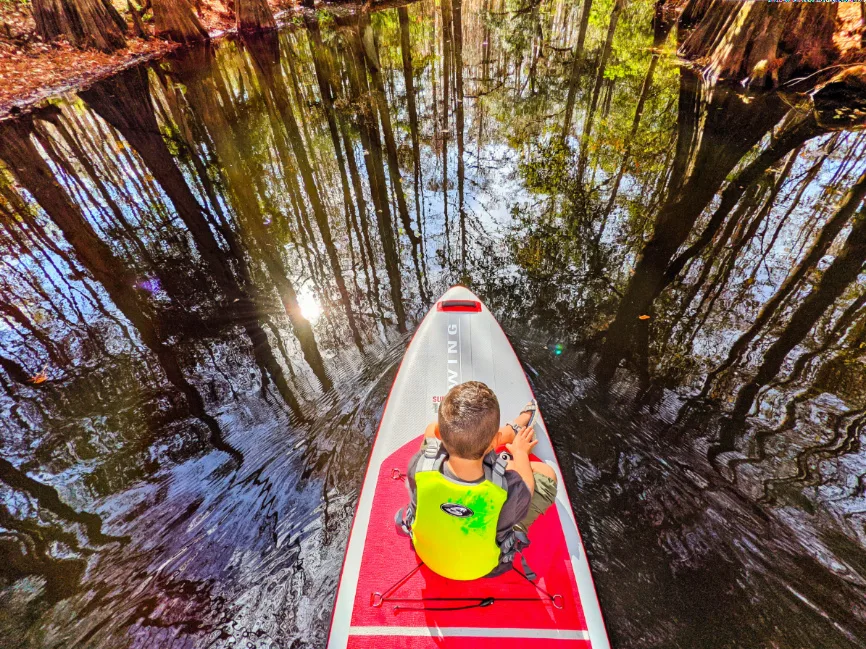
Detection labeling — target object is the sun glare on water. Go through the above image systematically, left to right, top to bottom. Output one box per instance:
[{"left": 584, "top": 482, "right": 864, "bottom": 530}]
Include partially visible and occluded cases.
[{"left": 297, "top": 288, "right": 322, "bottom": 322}]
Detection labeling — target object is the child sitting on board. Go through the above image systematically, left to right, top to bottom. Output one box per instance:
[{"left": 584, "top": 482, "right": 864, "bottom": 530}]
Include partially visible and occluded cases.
[{"left": 398, "top": 381, "right": 557, "bottom": 580}]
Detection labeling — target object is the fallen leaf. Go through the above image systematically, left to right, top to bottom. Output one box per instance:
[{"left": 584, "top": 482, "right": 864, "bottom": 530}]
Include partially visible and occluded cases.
[
  {"left": 638, "top": 314, "right": 651, "bottom": 320},
  {"left": 28, "top": 366, "right": 48, "bottom": 384}
]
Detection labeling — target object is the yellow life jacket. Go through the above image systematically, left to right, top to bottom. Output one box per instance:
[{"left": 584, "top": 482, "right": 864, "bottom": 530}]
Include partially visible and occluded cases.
[{"left": 410, "top": 439, "right": 509, "bottom": 581}]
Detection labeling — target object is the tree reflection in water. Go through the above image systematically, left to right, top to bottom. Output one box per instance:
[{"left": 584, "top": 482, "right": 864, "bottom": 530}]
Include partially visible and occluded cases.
[{"left": 1, "top": 1, "right": 866, "bottom": 647}]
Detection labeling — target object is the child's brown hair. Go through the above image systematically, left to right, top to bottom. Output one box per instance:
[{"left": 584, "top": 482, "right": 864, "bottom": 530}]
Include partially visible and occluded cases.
[{"left": 438, "top": 381, "right": 500, "bottom": 460}]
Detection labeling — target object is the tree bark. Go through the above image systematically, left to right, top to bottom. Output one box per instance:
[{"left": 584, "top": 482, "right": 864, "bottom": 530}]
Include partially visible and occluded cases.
[
  {"left": 32, "top": 0, "right": 127, "bottom": 52},
  {"left": 127, "top": 0, "right": 150, "bottom": 40},
  {"left": 152, "top": 0, "right": 209, "bottom": 44},
  {"left": 236, "top": 0, "right": 276, "bottom": 32},
  {"left": 679, "top": 0, "right": 839, "bottom": 89}
]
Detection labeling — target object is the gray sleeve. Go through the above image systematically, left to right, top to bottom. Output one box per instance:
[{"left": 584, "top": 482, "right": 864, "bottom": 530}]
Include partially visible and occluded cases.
[
  {"left": 406, "top": 449, "right": 423, "bottom": 511},
  {"left": 495, "top": 472, "right": 531, "bottom": 543}
]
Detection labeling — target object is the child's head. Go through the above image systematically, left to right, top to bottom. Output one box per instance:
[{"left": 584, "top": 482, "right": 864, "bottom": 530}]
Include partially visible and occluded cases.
[{"left": 438, "top": 381, "right": 500, "bottom": 460}]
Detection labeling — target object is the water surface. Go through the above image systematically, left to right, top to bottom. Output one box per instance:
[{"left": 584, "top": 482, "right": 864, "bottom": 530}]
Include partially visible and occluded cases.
[{"left": 1, "top": 1, "right": 866, "bottom": 648}]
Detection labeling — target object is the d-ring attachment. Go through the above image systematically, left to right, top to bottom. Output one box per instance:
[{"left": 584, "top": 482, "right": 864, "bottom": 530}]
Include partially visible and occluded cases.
[
  {"left": 391, "top": 468, "right": 406, "bottom": 480},
  {"left": 371, "top": 592, "right": 385, "bottom": 608},
  {"left": 551, "top": 594, "right": 564, "bottom": 610}
]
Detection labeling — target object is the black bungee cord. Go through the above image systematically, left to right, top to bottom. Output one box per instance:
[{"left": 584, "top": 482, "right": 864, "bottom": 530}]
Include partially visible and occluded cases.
[{"left": 371, "top": 563, "right": 563, "bottom": 612}]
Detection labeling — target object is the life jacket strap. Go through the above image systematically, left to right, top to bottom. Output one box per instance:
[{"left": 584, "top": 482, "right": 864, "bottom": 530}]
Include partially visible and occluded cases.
[
  {"left": 416, "top": 438, "right": 447, "bottom": 474},
  {"left": 400, "top": 439, "right": 446, "bottom": 533},
  {"left": 484, "top": 450, "right": 509, "bottom": 492},
  {"left": 499, "top": 527, "right": 535, "bottom": 579}
]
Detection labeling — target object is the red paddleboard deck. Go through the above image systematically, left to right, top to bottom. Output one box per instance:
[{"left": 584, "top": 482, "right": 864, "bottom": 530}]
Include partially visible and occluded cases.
[{"left": 327, "top": 287, "right": 610, "bottom": 648}]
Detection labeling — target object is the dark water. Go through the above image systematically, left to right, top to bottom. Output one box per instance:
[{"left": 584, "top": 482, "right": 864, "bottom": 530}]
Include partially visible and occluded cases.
[{"left": 1, "top": 1, "right": 866, "bottom": 647}]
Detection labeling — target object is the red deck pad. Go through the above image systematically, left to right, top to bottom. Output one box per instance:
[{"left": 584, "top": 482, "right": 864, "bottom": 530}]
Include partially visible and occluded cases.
[
  {"left": 349, "top": 435, "right": 589, "bottom": 635},
  {"left": 347, "top": 637, "right": 592, "bottom": 648}
]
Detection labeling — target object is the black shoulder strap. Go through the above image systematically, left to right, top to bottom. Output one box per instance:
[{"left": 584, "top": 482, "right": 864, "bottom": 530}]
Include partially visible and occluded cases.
[{"left": 483, "top": 450, "right": 509, "bottom": 491}]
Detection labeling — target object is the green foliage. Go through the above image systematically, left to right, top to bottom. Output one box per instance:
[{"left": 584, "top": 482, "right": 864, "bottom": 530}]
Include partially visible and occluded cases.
[{"left": 315, "top": 9, "right": 335, "bottom": 30}]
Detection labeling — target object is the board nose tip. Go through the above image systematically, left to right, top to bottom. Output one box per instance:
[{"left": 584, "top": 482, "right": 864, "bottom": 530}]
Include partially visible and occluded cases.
[{"left": 440, "top": 284, "right": 482, "bottom": 303}]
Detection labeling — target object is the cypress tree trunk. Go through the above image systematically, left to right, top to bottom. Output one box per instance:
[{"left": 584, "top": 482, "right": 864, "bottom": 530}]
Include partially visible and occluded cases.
[
  {"left": 32, "top": 0, "right": 127, "bottom": 52},
  {"left": 127, "top": 0, "right": 150, "bottom": 39},
  {"left": 152, "top": 0, "right": 209, "bottom": 44},
  {"left": 236, "top": 0, "right": 275, "bottom": 32},
  {"left": 440, "top": 0, "right": 453, "bottom": 263},
  {"left": 452, "top": 0, "right": 466, "bottom": 277},
  {"left": 561, "top": 0, "right": 593, "bottom": 140},
  {"left": 576, "top": 0, "right": 625, "bottom": 176},
  {"left": 603, "top": 0, "right": 673, "bottom": 217},
  {"left": 679, "top": 0, "right": 839, "bottom": 89},
  {"left": 398, "top": 7, "right": 424, "bottom": 250},
  {"left": 358, "top": 14, "right": 427, "bottom": 304},
  {"left": 343, "top": 29, "right": 407, "bottom": 332},
  {"left": 596, "top": 69, "right": 790, "bottom": 381},
  {"left": 0, "top": 117, "right": 241, "bottom": 464},
  {"left": 706, "top": 152, "right": 866, "bottom": 397},
  {"left": 730, "top": 173, "right": 866, "bottom": 423}
]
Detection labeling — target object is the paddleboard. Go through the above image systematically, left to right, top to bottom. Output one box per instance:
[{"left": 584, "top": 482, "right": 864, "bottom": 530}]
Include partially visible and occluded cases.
[{"left": 327, "top": 286, "right": 610, "bottom": 648}]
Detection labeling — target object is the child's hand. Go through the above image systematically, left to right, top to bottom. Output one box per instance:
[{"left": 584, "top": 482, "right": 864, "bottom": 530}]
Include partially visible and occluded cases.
[{"left": 506, "top": 426, "right": 537, "bottom": 457}]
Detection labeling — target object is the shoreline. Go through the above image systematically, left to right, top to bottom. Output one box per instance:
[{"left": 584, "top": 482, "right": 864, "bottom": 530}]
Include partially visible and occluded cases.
[
  {"left": 0, "top": 1, "right": 413, "bottom": 122},
  {"left": 0, "top": 1, "right": 241, "bottom": 122},
  {"left": 0, "top": 40, "right": 181, "bottom": 121}
]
